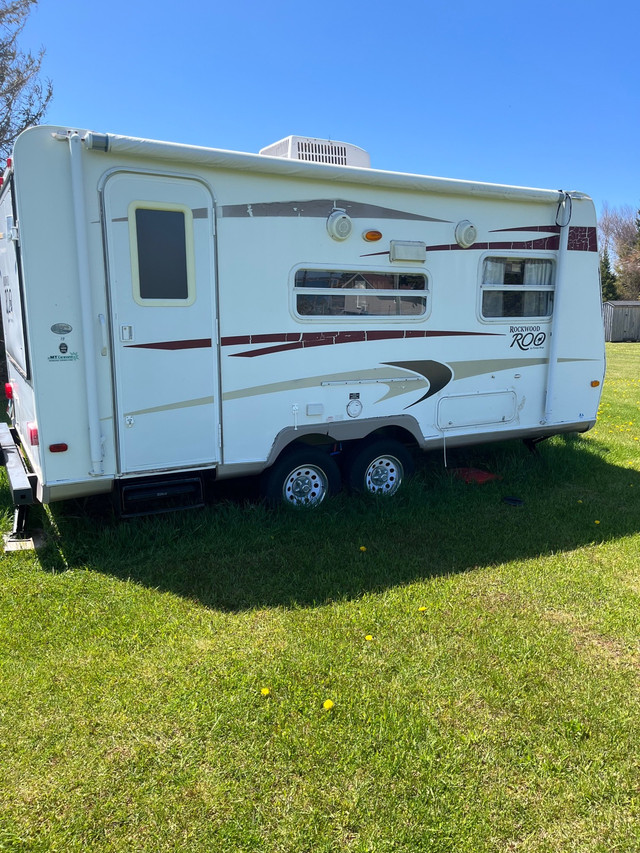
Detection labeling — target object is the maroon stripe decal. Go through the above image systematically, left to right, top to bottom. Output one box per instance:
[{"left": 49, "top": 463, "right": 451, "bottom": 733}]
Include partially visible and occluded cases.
[
  {"left": 489, "top": 224, "right": 596, "bottom": 252},
  {"left": 362, "top": 225, "right": 595, "bottom": 257},
  {"left": 490, "top": 225, "right": 561, "bottom": 233},
  {"left": 568, "top": 226, "right": 598, "bottom": 252},
  {"left": 363, "top": 235, "right": 561, "bottom": 257},
  {"left": 424, "top": 236, "right": 561, "bottom": 252},
  {"left": 489, "top": 237, "right": 561, "bottom": 250},
  {"left": 223, "top": 329, "right": 502, "bottom": 358},
  {"left": 221, "top": 334, "right": 301, "bottom": 347},
  {"left": 125, "top": 338, "right": 212, "bottom": 350}
]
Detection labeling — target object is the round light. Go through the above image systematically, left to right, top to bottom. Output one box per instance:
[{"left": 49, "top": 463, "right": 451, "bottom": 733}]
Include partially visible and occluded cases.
[
  {"left": 327, "top": 210, "right": 353, "bottom": 241},
  {"left": 455, "top": 220, "right": 477, "bottom": 249},
  {"left": 363, "top": 230, "right": 382, "bottom": 242}
]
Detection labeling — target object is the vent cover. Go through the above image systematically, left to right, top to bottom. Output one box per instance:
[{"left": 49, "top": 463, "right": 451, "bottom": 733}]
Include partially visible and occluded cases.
[
  {"left": 259, "top": 136, "right": 371, "bottom": 168},
  {"left": 298, "top": 139, "right": 348, "bottom": 165}
]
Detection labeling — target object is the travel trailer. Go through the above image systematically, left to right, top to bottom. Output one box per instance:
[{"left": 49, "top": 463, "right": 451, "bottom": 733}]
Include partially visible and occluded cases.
[{"left": 0, "top": 126, "right": 605, "bottom": 530}]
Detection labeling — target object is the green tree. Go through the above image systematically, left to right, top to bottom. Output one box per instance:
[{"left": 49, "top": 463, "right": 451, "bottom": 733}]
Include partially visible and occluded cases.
[
  {"left": 0, "top": 0, "right": 52, "bottom": 160},
  {"left": 598, "top": 204, "right": 640, "bottom": 301},
  {"left": 616, "top": 209, "right": 640, "bottom": 300},
  {"left": 600, "top": 246, "right": 620, "bottom": 302}
]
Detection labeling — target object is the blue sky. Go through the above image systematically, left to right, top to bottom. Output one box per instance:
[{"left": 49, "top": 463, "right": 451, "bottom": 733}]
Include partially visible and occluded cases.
[{"left": 21, "top": 0, "right": 639, "bottom": 216}]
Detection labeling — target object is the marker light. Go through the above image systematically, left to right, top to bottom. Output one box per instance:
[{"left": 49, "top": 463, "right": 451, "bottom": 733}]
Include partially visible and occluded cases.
[
  {"left": 6, "top": 158, "right": 11, "bottom": 169},
  {"left": 363, "top": 230, "right": 383, "bottom": 242},
  {"left": 591, "top": 380, "right": 600, "bottom": 387},
  {"left": 4, "top": 382, "right": 13, "bottom": 400},
  {"left": 27, "top": 423, "right": 39, "bottom": 446},
  {"left": 49, "top": 443, "right": 68, "bottom": 453}
]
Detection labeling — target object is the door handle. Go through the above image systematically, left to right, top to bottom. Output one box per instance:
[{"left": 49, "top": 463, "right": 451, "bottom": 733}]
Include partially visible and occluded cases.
[{"left": 98, "top": 314, "right": 108, "bottom": 355}]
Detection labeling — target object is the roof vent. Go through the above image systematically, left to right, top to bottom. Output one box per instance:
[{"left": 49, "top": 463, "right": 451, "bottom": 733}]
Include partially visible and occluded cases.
[{"left": 259, "top": 135, "right": 370, "bottom": 168}]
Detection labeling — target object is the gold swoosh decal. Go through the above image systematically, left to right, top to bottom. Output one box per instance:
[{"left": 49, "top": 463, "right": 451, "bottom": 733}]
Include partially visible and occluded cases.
[
  {"left": 223, "top": 367, "right": 427, "bottom": 403},
  {"left": 125, "top": 396, "right": 215, "bottom": 418}
]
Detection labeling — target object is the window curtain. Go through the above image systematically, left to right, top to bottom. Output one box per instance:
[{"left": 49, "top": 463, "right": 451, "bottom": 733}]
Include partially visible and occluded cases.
[
  {"left": 483, "top": 259, "right": 505, "bottom": 284},
  {"left": 523, "top": 260, "right": 552, "bottom": 286}
]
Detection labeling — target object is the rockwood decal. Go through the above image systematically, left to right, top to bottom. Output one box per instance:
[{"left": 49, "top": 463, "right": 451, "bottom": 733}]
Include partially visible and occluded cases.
[{"left": 509, "top": 326, "right": 547, "bottom": 350}]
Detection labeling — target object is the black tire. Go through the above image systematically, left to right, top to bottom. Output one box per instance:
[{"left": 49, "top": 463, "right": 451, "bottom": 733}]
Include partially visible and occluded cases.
[
  {"left": 346, "top": 439, "right": 414, "bottom": 497},
  {"left": 261, "top": 447, "right": 342, "bottom": 508}
]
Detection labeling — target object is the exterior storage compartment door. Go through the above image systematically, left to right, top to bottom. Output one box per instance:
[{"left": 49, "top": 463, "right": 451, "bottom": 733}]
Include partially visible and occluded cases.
[
  {"left": 104, "top": 172, "right": 219, "bottom": 474},
  {"left": 437, "top": 391, "right": 518, "bottom": 429}
]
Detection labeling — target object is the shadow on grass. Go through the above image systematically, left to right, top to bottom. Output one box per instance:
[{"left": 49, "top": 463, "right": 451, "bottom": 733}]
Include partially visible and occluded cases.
[{"left": 5, "top": 434, "right": 640, "bottom": 611}]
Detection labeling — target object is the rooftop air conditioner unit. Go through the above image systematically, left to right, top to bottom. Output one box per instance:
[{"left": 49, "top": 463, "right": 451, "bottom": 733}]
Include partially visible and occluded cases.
[{"left": 259, "top": 135, "right": 370, "bottom": 168}]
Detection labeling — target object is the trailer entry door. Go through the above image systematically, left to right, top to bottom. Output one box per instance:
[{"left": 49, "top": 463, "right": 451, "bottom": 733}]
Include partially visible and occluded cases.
[{"left": 104, "top": 173, "right": 219, "bottom": 474}]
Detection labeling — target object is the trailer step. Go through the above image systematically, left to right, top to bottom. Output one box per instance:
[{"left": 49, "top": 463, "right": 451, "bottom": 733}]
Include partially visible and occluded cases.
[
  {"left": 0, "top": 422, "right": 35, "bottom": 506},
  {"left": 119, "top": 477, "right": 205, "bottom": 517}
]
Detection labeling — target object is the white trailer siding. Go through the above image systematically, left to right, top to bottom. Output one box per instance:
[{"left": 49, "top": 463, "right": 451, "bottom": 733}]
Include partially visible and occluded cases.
[
  {"left": 0, "top": 125, "right": 605, "bottom": 505},
  {"left": 4, "top": 128, "right": 117, "bottom": 500},
  {"left": 212, "top": 179, "right": 602, "bottom": 466}
]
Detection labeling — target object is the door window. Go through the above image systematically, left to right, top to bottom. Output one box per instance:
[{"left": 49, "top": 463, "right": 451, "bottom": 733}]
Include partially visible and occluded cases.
[{"left": 129, "top": 202, "right": 196, "bottom": 306}]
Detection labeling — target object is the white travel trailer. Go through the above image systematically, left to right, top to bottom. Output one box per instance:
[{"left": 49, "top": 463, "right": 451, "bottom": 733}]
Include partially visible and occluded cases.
[{"left": 0, "top": 126, "right": 605, "bottom": 528}]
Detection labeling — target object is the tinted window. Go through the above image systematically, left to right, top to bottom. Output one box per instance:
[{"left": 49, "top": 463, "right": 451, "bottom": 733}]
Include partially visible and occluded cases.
[
  {"left": 135, "top": 208, "right": 189, "bottom": 300},
  {"left": 294, "top": 270, "right": 427, "bottom": 317}
]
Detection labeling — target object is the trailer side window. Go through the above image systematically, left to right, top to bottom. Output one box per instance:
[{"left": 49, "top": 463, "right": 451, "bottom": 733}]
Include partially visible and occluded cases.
[
  {"left": 129, "top": 203, "right": 195, "bottom": 306},
  {"left": 481, "top": 258, "right": 554, "bottom": 319},
  {"left": 294, "top": 270, "right": 428, "bottom": 317}
]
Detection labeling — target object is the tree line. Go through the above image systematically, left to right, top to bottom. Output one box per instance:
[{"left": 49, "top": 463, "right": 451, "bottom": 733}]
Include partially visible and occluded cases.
[
  {"left": 0, "top": 0, "right": 51, "bottom": 159},
  {"left": 599, "top": 205, "right": 640, "bottom": 302}
]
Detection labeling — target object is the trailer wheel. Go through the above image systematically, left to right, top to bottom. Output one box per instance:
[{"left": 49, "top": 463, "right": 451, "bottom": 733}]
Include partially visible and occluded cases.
[
  {"left": 347, "top": 439, "right": 414, "bottom": 497},
  {"left": 262, "top": 448, "right": 341, "bottom": 508}
]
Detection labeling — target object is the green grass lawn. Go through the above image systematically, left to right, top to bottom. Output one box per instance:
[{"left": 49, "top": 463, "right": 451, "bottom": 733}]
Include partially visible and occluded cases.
[{"left": 1, "top": 344, "right": 639, "bottom": 852}]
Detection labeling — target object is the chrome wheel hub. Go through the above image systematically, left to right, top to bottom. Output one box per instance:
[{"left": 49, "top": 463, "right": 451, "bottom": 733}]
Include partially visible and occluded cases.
[
  {"left": 365, "top": 456, "right": 403, "bottom": 495},
  {"left": 284, "top": 465, "right": 328, "bottom": 507}
]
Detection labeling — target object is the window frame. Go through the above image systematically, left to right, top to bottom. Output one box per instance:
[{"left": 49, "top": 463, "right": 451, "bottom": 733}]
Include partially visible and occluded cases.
[
  {"left": 128, "top": 200, "right": 196, "bottom": 307},
  {"left": 478, "top": 253, "right": 555, "bottom": 323},
  {"left": 291, "top": 264, "right": 431, "bottom": 322}
]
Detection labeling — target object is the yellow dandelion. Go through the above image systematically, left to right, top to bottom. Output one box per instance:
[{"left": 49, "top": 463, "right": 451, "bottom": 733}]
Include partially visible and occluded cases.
[
  {"left": 577, "top": 499, "right": 583, "bottom": 503},
  {"left": 594, "top": 520, "right": 600, "bottom": 525},
  {"left": 359, "top": 546, "right": 367, "bottom": 552},
  {"left": 418, "top": 606, "right": 427, "bottom": 612},
  {"left": 365, "top": 635, "right": 373, "bottom": 641},
  {"left": 260, "top": 687, "right": 270, "bottom": 696},
  {"left": 323, "top": 699, "right": 335, "bottom": 710}
]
